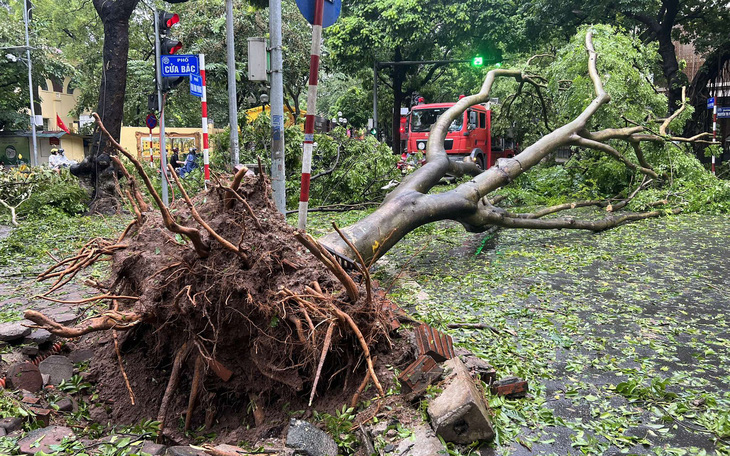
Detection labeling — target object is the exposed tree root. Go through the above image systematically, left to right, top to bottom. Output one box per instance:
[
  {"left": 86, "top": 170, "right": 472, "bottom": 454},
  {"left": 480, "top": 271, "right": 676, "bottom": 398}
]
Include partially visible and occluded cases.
[
  {"left": 92, "top": 113, "right": 210, "bottom": 258},
  {"left": 30, "top": 123, "right": 391, "bottom": 441},
  {"left": 295, "top": 232, "right": 359, "bottom": 302},
  {"left": 24, "top": 309, "right": 146, "bottom": 337},
  {"left": 157, "top": 342, "right": 192, "bottom": 441}
]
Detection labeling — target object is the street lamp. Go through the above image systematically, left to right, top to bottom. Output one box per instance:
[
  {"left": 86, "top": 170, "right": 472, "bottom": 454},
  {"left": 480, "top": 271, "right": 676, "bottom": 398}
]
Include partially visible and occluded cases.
[{"left": 22, "top": 2, "right": 39, "bottom": 166}]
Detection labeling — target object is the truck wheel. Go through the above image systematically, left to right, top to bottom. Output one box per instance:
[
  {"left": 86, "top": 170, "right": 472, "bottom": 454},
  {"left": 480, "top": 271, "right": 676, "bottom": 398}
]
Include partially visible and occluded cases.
[{"left": 477, "top": 155, "right": 486, "bottom": 170}]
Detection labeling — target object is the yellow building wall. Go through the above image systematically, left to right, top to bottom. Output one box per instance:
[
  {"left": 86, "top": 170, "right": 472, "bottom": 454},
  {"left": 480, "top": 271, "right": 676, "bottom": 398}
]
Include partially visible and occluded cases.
[
  {"left": 38, "top": 76, "right": 89, "bottom": 134},
  {"left": 120, "top": 126, "right": 221, "bottom": 161},
  {"left": 36, "top": 135, "right": 86, "bottom": 165}
]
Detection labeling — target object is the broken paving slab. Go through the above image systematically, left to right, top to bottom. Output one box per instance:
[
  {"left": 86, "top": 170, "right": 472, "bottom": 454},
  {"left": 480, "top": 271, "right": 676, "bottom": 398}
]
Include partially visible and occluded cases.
[
  {"left": 0, "top": 321, "right": 31, "bottom": 341},
  {"left": 38, "top": 354, "right": 74, "bottom": 385},
  {"left": 427, "top": 357, "right": 495, "bottom": 444},
  {"left": 6, "top": 362, "right": 43, "bottom": 392},
  {"left": 286, "top": 418, "right": 338, "bottom": 456},
  {"left": 394, "top": 424, "right": 447, "bottom": 456},
  {"left": 17, "top": 426, "right": 75, "bottom": 455}
]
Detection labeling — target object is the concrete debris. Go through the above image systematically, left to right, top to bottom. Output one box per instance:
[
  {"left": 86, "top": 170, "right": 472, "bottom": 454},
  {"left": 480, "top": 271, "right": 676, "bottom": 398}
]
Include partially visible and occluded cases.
[
  {"left": 427, "top": 357, "right": 495, "bottom": 444},
  {"left": 285, "top": 418, "right": 338, "bottom": 456}
]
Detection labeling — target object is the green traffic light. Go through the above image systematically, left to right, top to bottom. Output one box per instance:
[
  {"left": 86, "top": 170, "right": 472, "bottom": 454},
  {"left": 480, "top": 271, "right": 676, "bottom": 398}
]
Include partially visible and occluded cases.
[
  {"left": 472, "top": 56, "right": 484, "bottom": 67},
  {"left": 494, "top": 62, "right": 502, "bottom": 68}
]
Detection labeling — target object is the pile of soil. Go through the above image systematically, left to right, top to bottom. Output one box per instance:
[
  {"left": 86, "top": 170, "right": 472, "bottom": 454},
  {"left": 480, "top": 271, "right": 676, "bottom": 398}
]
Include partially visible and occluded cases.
[{"left": 59, "top": 172, "right": 396, "bottom": 443}]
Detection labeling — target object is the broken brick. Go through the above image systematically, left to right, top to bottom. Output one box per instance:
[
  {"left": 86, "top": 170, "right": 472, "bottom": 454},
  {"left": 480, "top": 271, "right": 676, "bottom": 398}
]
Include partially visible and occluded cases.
[
  {"left": 414, "top": 324, "right": 455, "bottom": 362},
  {"left": 398, "top": 354, "right": 444, "bottom": 394},
  {"left": 490, "top": 377, "right": 528, "bottom": 398},
  {"left": 28, "top": 407, "right": 52, "bottom": 426}
]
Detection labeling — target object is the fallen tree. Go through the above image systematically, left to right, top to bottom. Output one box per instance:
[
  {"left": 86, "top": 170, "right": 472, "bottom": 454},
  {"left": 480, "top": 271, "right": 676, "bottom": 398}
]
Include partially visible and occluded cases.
[
  {"left": 22, "top": 26, "right": 722, "bottom": 445},
  {"left": 319, "top": 26, "right": 717, "bottom": 264}
]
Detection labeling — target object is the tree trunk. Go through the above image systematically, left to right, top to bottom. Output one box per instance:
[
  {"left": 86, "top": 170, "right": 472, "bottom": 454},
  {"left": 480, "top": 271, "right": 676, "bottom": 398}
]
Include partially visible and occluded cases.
[
  {"left": 70, "top": 0, "right": 139, "bottom": 214},
  {"left": 656, "top": 30, "right": 684, "bottom": 114},
  {"left": 319, "top": 33, "right": 685, "bottom": 266}
]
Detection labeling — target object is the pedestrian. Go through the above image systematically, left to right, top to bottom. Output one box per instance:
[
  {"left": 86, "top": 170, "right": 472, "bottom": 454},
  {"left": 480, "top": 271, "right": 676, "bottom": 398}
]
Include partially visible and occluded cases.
[
  {"left": 169, "top": 147, "right": 181, "bottom": 169},
  {"left": 177, "top": 147, "right": 199, "bottom": 178},
  {"left": 48, "top": 148, "right": 60, "bottom": 170},
  {"left": 56, "top": 148, "right": 75, "bottom": 168}
]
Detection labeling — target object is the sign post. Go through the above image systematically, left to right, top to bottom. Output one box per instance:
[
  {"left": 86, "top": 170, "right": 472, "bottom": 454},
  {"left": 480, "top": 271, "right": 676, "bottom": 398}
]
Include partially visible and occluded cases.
[
  {"left": 296, "top": 0, "right": 341, "bottom": 231},
  {"left": 196, "top": 54, "right": 210, "bottom": 187},
  {"left": 145, "top": 114, "right": 158, "bottom": 164}
]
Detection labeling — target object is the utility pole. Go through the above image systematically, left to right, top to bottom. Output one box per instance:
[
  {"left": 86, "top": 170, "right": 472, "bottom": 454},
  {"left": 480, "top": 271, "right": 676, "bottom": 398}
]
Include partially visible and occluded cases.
[
  {"left": 23, "top": 0, "right": 38, "bottom": 166},
  {"left": 225, "top": 0, "right": 240, "bottom": 166},
  {"left": 269, "top": 0, "right": 286, "bottom": 213},
  {"left": 154, "top": 7, "right": 169, "bottom": 205},
  {"left": 373, "top": 61, "right": 378, "bottom": 141}
]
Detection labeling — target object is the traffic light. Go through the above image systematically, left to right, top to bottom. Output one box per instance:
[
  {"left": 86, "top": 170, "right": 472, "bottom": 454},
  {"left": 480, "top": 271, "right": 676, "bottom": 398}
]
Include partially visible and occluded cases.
[
  {"left": 157, "top": 10, "right": 184, "bottom": 93},
  {"left": 472, "top": 56, "right": 484, "bottom": 67},
  {"left": 370, "top": 128, "right": 377, "bottom": 136}
]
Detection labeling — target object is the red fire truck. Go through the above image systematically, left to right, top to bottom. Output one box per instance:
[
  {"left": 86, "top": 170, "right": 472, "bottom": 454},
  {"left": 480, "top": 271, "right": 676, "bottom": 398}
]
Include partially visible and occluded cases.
[{"left": 403, "top": 98, "right": 518, "bottom": 170}]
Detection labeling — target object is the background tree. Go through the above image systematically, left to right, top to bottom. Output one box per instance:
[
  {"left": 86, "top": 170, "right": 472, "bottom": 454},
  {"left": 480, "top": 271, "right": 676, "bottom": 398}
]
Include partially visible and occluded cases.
[
  {"left": 65, "top": 0, "right": 139, "bottom": 214},
  {"left": 326, "top": 0, "right": 522, "bottom": 153},
  {"left": 523, "top": 0, "right": 730, "bottom": 118},
  {"left": 0, "top": 2, "right": 73, "bottom": 132}
]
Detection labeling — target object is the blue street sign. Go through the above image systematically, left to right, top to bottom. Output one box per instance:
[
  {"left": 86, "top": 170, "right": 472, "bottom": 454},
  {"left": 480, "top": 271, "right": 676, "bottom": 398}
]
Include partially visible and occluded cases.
[
  {"left": 295, "top": 0, "right": 341, "bottom": 28},
  {"left": 160, "top": 55, "right": 199, "bottom": 77},
  {"left": 190, "top": 74, "right": 203, "bottom": 98},
  {"left": 707, "top": 97, "right": 715, "bottom": 109},
  {"left": 717, "top": 107, "right": 730, "bottom": 119}
]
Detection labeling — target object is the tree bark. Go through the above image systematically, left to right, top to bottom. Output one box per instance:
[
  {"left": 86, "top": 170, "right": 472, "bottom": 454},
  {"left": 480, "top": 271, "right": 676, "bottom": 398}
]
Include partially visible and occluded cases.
[
  {"left": 70, "top": 0, "right": 139, "bottom": 214},
  {"left": 320, "top": 33, "right": 681, "bottom": 266}
]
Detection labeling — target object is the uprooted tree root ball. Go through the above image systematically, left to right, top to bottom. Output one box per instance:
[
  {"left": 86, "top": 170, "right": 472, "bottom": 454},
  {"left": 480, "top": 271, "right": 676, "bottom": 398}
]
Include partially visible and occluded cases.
[{"left": 25, "top": 114, "right": 393, "bottom": 442}]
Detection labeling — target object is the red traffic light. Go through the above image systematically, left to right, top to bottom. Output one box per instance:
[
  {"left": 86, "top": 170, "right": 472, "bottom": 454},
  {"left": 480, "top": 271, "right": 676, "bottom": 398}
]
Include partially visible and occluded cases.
[
  {"left": 158, "top": 11, "right": 180, "bottom": 33},
  {"left": 165, "top": 13, "right": 179, "bottom": 28},
  {"left": 161, "top": 37, "right": 183, "bottom": 54}
]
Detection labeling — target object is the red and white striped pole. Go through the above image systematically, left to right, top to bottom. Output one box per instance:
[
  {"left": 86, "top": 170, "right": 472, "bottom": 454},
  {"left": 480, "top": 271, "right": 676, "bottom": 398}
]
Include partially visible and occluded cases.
[
  {"left": 297, "top": 0, "right": 325, "bottom": 231},
  {"left": 200, "top": 54, "right": 210, "bottom": 186}
]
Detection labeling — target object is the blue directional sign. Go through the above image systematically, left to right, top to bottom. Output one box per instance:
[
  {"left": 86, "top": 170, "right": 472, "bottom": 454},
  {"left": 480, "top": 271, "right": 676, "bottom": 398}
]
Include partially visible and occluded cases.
[
  {"left": 295, "top": 0, "right": 341, "bottom": 28},
  {"left": 160, "top": 55, "right": 199, "bottom": 77},
  {"left": 190, "top": 74, "right": 203, "bottom": 98},
  {"left": 707, "top": 97, "right": 715, "bottom": 109},
  {"left": 717, "top": 107, "right": 730, "bottom": 119}
]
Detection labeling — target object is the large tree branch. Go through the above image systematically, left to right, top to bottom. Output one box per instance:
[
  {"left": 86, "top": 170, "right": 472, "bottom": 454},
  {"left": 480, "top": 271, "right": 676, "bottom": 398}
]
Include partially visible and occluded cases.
[
  {"left": 570, "top": 135, "right": 659, "bottom": 178},
  {"left": 462, "top": 203, "right": 681, "bottom": 233}
]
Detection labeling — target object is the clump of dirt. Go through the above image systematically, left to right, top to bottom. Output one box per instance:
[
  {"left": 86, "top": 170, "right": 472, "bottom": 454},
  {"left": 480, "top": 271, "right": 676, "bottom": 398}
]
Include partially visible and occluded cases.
[{"left": 34, "top": 170, "right": 395, "bottom": 443}]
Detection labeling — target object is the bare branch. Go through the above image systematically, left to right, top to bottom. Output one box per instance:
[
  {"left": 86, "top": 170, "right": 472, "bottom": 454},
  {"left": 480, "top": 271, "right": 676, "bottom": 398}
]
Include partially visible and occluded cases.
[
  {"left": 92, "top": 113, "right": 210, "bottom": 258},
  {"left": 571, "top": 136, "right": 659, "bottom": 178}
]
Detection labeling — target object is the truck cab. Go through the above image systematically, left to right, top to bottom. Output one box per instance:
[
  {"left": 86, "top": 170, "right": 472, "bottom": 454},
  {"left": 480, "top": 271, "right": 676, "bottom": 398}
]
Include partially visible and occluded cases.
[{"left": 405, "top": 99, "right": 517, "bottom": 169}]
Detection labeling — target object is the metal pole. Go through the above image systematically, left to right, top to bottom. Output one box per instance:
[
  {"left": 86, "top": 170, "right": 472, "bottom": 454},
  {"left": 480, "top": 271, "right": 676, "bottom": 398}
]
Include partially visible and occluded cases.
[
  {"left": 225, "top": 0, "right": 240, "bottom": 166},
  {"left": 269, "top": 0, "right": 286, "bottom": 213},
  {"left": 297, "top": 0, "right": 324, "bottom": 231},
  {"left": 23, "top": 1, "right": 38, "bottom": 166},
  {"left": 154, "top": 7, "right": 169, "bottom": 205},
  {"left": 200, "top": 53, "right": 210, "bottom": 185},
  {"left": 373, "top": 61, "right": 378, "bottom": 139}
]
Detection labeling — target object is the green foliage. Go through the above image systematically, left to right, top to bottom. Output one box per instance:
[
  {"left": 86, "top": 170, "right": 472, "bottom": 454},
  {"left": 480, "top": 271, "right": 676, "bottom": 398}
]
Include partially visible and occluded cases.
[
  {"left": 0, "top": 4, "right": 75, "bottom": 131},
  {"left": 329, "top": 86, "right": 371, "bottom": 128},
  {"left": 221, "top": 114, "right": 399, "bottom": 210},
  {"left": 0, "top": 167, "right": 88, "bottom": 224},
  {"left": 0, "top": 209, "right": 130, "bottom": 270},
  {"left": 59, "top": 375, "right": 93, "bottom": 395},
  {"left": 314, "top": 404, "right": 359, "bottom": 454}
]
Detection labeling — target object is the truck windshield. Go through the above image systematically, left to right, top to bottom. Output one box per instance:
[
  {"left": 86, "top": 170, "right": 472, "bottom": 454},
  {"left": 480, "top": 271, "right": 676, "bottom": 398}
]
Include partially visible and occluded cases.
[{"left": 410, "top": 108, "right": 463, "bottom": 133}]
